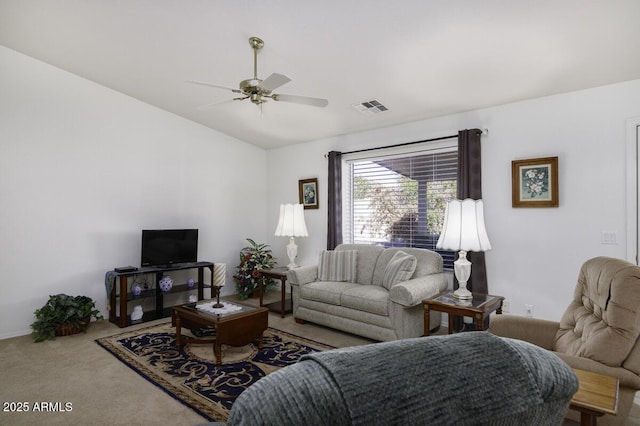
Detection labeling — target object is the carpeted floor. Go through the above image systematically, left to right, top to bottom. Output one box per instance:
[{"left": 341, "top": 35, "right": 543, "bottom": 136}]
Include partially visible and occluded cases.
[
  {"left": 0, "top": 293, "right": 372, "bottom": 426},
  {"left": 95, "top": 322, "right": 334, "bottom": 422}
]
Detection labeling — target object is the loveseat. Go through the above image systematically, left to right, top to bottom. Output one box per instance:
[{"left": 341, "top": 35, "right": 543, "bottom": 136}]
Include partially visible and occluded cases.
[
  {"left": 288, "top": 244, "right": 448, "bottom": 341},
  {"left": 204, "top": 332, "right": 578, "bottom": 426}
]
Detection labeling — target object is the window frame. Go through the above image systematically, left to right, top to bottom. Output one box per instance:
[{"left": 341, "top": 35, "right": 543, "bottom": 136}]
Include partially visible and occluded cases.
[{"left": 341, "top": 139, "right": 458, "bottom": 269}]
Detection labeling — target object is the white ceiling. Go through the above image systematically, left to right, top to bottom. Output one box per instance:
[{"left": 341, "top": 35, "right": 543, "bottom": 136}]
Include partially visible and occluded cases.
[{"left": 2, "top": 1, "right": 640, "bottom": 149}]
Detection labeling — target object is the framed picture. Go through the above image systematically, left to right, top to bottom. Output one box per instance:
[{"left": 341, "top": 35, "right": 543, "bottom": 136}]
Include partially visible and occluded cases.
[
  {"left": 512, "top": 156, "right": 559, "bottom": 208},
  {"left": 299, "top": 178, "right": 319, "bottom": 209}
]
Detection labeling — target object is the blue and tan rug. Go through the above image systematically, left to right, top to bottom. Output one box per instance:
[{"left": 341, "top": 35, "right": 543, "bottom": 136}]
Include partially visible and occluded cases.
[{"left": 95, "top": 322, "right": 334, "bottom": 422}]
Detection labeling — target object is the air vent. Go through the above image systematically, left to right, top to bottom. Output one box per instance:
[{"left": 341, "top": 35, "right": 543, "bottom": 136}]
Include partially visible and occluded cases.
[{"left": 352, "top": 99, "right": 389, "bottom": 116}]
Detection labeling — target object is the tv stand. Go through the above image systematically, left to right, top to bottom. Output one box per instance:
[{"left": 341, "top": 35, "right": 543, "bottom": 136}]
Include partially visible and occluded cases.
[{"left": 106, "top": 261, "right": 215, "bottom": 327}]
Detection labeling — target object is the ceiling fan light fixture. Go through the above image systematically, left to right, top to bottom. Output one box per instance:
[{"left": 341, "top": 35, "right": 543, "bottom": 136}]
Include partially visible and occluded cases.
[{"left": 186, "top": 36, "right": 328, "bottom": 110}]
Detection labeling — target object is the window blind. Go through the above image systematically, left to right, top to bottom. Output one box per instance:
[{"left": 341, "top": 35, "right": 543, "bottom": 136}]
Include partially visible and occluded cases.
[{"left": 344, "top": 146, "right": 457, "bottom": 269}]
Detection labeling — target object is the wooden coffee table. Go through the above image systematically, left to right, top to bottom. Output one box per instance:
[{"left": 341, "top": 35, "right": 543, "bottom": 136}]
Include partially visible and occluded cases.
[
  {"left": 172, "top": 302, "right": 268, "bottom": 366},
  {"left": 570, "top": 368, "right": 619, "bottom": 426}
]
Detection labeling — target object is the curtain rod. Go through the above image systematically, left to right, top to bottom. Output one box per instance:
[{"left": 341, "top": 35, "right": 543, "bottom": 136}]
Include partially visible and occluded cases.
[
  {"left": 326, "top": 128, "right": 487, "bottom": 157},
  {"left": 338, "top": 134, "right": 458, "bottom": 156}
]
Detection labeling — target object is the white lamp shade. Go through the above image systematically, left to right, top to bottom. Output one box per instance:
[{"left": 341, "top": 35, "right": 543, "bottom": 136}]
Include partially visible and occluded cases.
[
  {"left": 436, "top": 199, "right": 491, "bottom": 252},
  {"left": 274, "top": 204, "right": 308, "bottom": 237}
]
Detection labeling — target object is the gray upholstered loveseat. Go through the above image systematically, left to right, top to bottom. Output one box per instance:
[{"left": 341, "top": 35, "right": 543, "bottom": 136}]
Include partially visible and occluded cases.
[
  {"left": 288, "top": 244, "right": 448, "bottom": 341},
  {"left": 204, "top": 332, "right": 578, "bottom": 426}
]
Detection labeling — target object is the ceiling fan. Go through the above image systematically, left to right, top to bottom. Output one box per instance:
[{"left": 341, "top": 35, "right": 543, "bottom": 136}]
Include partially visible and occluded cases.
[{"left": 186, "top": 36, "right": 328, "bottom": 109}]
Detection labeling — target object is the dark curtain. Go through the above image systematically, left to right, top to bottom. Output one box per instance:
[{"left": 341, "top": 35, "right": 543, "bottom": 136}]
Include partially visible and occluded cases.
[
  {"left": 456, "top": 128, "right": 488, "bottom": 294},
  {"left": 453, "top": 129, "right": 487, "bottom": 331},
  {"left": 327, "top": 151, "right": 343, "bottom": 250}
]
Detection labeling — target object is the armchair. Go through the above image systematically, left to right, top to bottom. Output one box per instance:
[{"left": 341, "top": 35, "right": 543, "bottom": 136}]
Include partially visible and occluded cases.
[{"left": 490, "top": 256, "right": 640, "bottom": 425}]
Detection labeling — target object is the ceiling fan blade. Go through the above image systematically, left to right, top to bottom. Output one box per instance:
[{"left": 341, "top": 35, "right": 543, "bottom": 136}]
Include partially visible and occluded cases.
[
  {"left": 258, "top": 73, "right": 291, "bottom": 92},
  {"left": 185, "top": 80, "right": 241, "bottom": 93},
  {"left": 272, "top": 93, "right": 328, "bottom": 107},
  {"left": 196, "top": 98, "right": 236, "bottom": 110}
]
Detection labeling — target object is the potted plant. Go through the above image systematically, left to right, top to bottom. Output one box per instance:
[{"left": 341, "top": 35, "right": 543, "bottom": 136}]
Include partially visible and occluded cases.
[
  {"left": 233, "top": 238, "right": 277, "bottom": 300},
  {"left": 31, "top": 294, "right": 103, "bottom": 342}
]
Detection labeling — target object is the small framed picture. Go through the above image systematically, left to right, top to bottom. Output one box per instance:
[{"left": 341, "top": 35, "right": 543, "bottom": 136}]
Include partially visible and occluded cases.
[
  {"left": 512, "top": 157, "right": 559, "bottom": 208},
  {"left": 299, "top": 178, "right": 319, "bottom": 209}
]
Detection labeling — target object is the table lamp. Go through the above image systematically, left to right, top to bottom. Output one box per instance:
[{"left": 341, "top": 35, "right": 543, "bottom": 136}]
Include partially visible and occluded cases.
[
  {"left": 436, "top": 199, "right": 491, "bottom": 299},
  {"left": 274, "top": 203, "right": 308, "bottom": 269}
]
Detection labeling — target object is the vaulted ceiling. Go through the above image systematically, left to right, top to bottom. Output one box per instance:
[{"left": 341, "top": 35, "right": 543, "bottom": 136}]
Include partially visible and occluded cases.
[{"left": 2, "top": 1, "right": 640, "bottom": 149}]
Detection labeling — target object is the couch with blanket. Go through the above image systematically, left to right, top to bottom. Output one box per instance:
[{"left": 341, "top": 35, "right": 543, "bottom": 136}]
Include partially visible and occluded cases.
[
  {"left": 288, "top": 244, "right": 448, "bottom": 341},
  {"left": 204, "top": 332, "right": 578, "bottom": 426}
]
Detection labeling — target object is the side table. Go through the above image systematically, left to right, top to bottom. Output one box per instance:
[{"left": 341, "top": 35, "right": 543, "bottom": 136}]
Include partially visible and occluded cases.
[
  {"left": 258, "top": 267, "right": 292, "bottom": 318},
  {"left": 423, "top": 290, "right": 504, "bottom": 336},
  {"left": 570, "top": 368, "right": 619, "bottom": 426}
]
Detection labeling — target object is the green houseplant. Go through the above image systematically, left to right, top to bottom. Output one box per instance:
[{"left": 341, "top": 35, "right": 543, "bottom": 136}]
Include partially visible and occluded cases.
[
  {"left": 233, "top": 238, "right": 277, "bottom": 300},
  {"left": 31, "top": 294, "right": 103, "bottom": 342}
]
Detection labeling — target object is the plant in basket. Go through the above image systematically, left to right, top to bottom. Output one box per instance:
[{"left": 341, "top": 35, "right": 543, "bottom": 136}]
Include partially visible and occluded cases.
[
  {"left": 233, "top": 238, "right": 277, "bottom": 300},
  {"left": 31, "top": 294, "right": 103, "bottom": 342}
]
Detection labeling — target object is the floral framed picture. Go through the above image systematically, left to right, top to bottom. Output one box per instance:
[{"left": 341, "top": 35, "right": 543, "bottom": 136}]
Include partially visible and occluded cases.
[
  {"left": 512, "top": 156, "right": 559, "bottom": 208},
  {"left": 299, "top": 178, "right": 319, "bottom": 209}
]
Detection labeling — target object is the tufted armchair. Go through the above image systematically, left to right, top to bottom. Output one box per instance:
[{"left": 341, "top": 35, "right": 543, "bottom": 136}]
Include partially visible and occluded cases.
[{"left": 490, "top": 256, "right": 640, "bottom": 425}]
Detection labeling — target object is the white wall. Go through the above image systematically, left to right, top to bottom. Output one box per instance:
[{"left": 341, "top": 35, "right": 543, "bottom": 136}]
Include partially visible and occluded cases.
[
  {"left": 4, "top": 42, "right": 639, "bottom": 338},
  {"left": 0, "top": 46, "right": 269, "bottom": 338},
  {"left": 267, "top": 79, "right": 640, "bottom": 321}
]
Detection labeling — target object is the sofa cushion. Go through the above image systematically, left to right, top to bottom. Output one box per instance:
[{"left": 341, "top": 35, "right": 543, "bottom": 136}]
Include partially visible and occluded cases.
[
  {"left": 335, "top": 244, "right": 384, "bottom": 285},
  {"left": 372, "top": 247, "right": 443, "bottom": 287},
  {"left": 318, "top": 250, "right": 358, "bottom": 283},
  {"left": 382, "top": 250, "right": 417, "bottom": 290},
  {"left": 300, "top": 281, "right": 361, "bottom": 306},
  {"left": 340, "top": 285, "right": 389, "bottom": 316}
]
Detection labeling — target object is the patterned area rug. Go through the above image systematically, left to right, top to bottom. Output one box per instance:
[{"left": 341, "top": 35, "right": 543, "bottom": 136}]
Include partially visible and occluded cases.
[{"left": 95, "top": 322, "right": 334, "bottom": 422}]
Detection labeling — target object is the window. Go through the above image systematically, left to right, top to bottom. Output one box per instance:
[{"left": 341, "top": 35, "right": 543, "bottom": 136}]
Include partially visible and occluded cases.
[{"left": 343, "top": 141, "right": 457, "bottom": 268}]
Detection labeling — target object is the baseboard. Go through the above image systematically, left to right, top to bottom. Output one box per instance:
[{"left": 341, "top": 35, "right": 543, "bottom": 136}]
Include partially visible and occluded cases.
[{"left": 0, "top": 328, "right": 31, "bottom": 340}]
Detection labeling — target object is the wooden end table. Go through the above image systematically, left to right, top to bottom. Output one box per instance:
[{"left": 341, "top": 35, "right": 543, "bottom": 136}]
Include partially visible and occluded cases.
[
  {"left": 258, "top": 267, "right": 292, "bottom": 318},
  {"left": 423, "top": 290, "right": 504, "bottom": 336},
  {"left": 172, "top": 302, "right": 268, "bottom": 366},
  {"left": 570, "top": 368, "right": 619, "bottom": 426}
]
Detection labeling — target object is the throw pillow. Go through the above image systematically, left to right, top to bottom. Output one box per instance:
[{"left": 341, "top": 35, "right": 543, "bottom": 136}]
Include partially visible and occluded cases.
[
  {"left": 318, "top": 250, "right": 358, "bottom": 283},
  {"left": 383, "top": 250, "right": 417, "bottom": 289}
]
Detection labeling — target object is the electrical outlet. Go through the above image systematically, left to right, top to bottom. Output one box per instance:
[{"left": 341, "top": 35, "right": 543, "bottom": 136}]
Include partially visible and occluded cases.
[
  {"left": 601, "top": 231, "right": 618, "bottom": 245},
  {"left": 502, "top": 299, "right": 510, "bottom": 313},
  {"left": 525, "top": 304, "right": 534, "bottom": 318}
]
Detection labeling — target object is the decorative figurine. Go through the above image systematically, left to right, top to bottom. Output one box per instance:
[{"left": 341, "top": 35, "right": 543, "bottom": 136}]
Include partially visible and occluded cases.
[
  {"left": 159, "top": 275, "right": 173, "bottom": 293},
  {"left": 187, "top": 277, "right": 195, "bottom": 289},
  {"left": 132, "top": 283, "right": 142, "bottom": 297},
  {"left": 131, "top": 305, "right": 143, "bottom": 321}
]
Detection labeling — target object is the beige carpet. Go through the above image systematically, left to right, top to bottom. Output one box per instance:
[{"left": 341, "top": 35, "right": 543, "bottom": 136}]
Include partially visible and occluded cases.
[
  {"left": 1, "top": 292, "right": 630, "bottom": 425},
  {"left": 0, "top": 294, "right": 372, "bottom": 426}
]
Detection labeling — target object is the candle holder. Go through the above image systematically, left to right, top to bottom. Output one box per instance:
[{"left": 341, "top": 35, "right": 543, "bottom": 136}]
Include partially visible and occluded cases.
[
  {"left": 212, "top": 262, "right": 226, "bottom": 308},
  {"left": 212, "top": 285, "right": 224, "bottom": 308}
]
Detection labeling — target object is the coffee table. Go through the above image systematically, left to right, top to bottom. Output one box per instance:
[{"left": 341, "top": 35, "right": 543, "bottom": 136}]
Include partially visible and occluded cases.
[
  {"left": 172, "top": 301, "right": 268, "bottom": 366},
  {"left": 570, "top": 368, "right": 619, "bottom": 426}
]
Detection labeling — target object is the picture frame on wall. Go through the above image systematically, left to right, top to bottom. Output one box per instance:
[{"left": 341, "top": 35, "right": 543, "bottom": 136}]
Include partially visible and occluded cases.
[
  {"left": 512, "top": 156, "right": 559, "bottom": 208},
  {"left": 299, "top": 178, "right": 319, "bottom": 209}
]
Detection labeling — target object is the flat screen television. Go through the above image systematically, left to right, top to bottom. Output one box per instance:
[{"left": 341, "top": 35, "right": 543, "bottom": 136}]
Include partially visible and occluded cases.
[{"left": 141, "top": 229, "right": 198, "bottom": 268}]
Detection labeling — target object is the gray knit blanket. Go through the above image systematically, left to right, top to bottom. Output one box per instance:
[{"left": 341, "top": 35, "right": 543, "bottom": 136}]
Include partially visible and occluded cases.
[{"left": 210, "top": 332, "right": 577, "bottom": 426}]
